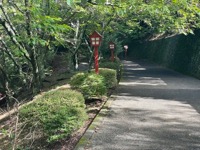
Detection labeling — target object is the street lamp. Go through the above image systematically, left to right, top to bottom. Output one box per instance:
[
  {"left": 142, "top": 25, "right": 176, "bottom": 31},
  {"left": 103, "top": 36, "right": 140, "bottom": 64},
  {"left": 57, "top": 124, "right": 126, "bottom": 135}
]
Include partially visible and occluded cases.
[
  {"left": 89, "top": 31, "right": 102, "bottom": 74},
  {"left": 109, "top": 41, "right": 115, "bottom": 62}
]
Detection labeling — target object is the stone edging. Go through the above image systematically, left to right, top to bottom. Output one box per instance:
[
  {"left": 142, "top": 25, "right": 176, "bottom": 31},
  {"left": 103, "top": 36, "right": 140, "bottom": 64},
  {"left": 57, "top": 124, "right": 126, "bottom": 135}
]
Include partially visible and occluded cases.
[{"left": 75, "top": 94, "right": 117, "bottom": 150}]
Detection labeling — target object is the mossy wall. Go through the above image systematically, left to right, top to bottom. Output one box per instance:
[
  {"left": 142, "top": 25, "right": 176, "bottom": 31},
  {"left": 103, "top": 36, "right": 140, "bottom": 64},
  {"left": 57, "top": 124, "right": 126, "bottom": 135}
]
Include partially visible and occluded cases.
[{"left": 128, "top": 30, "right": 200, "bottom": 79}]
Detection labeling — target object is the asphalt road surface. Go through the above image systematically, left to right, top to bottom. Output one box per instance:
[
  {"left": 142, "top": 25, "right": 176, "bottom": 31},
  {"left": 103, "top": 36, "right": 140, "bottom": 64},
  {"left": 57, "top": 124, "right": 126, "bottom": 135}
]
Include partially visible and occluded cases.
[{"left": 76, "top": 59, "right": 200, "bottom": 150}]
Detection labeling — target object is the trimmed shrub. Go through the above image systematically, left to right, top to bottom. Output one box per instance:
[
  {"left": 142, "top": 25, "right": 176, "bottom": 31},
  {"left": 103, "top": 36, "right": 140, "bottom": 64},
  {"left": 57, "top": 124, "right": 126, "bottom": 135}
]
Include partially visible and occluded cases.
[
  {"left": 99, "top": 60, "right": 123, "bottom": 82},
  {"left": 100, "top": 61, "right": 119, "bottom": 70},
  {"left": 92, "top": 68, "right": 118, "bottom": 89},
  {"left": 69, "top": 72, "right": 87, "bottom": 88},
  {"left": 70, "top": 72, "right": 107, "bottom": 99},
  {"left": 80, "top": 73, "right": 107, "bottom": 98},
  {"left": 19, "top": 89, "right": 87, "bottom": 143}
]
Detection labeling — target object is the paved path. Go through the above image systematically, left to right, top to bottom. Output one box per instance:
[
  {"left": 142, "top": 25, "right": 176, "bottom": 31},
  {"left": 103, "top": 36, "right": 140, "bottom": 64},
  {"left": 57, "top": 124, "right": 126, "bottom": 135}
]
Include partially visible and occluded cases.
[{"left": 76, "top": 60, "right": 200, "bottom": 150}]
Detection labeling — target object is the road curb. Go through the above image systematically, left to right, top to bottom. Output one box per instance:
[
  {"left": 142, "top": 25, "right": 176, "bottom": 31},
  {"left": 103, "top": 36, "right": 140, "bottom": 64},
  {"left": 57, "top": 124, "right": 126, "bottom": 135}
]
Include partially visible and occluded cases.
[{"left": 75, "top": 93, "right": 117, "bottom": 150}]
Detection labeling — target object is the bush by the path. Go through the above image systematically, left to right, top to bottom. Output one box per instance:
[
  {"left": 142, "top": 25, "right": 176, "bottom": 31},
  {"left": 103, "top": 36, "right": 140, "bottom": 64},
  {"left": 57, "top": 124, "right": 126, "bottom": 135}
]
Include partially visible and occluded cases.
[
  {"left": 99, "top": 60, "right": 123, "bottom": 82},
  {"left": 91, "top": 68, "right": 118, "bottom": 89},
  {"left": 69, "top": 72, "right": 87, "bottom": 89},
  {"left": 70, "top": 73, "right": 107, "bottom": 99},
  {"left": 19, "top": 89, "right": 87, "bottom": 143}
]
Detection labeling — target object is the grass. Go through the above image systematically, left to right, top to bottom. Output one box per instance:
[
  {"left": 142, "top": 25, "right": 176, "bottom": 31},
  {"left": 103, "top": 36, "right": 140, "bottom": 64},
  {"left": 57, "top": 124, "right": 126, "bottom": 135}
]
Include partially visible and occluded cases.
[{"left": 0, "top": 88, "right": 88, "bottom": 149}]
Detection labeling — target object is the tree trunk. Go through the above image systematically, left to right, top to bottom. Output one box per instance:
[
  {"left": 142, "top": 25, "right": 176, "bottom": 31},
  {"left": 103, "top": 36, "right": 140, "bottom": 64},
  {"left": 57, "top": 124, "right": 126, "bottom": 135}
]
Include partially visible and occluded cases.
[{"left": 25, "top": 0, "right": 41, "bottom": 92}]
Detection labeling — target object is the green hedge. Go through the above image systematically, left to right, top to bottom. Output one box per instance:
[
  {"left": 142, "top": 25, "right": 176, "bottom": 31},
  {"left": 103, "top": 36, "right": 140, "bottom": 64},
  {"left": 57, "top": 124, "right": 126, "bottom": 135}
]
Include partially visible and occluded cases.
[
  {"left": 99, "top": 60, "right": 123, "bottom": 82},
  {"left": 92, "top": 68, "right": 118, "bottom": 89},
  {"left": 69, "top": 72, "right": 87, "bottom": 89},
  {"left": 70, "top": 72, "right": 107, "bottom": 99},
  {"left": 19, "top": 89, "right": 87, "bottom": 143}
]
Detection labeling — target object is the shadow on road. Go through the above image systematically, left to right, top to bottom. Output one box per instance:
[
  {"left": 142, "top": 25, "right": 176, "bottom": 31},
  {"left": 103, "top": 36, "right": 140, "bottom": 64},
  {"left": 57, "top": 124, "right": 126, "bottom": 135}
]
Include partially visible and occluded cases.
[{"left": 120, "top": 59, "right": 200, "bottom": 114}]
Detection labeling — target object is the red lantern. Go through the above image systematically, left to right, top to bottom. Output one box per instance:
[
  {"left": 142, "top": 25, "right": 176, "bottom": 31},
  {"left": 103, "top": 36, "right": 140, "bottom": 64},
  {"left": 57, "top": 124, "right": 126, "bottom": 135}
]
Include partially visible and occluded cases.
[
  {"left": 89, "top": 31, "right": 102, "bottom": 74},
  {"left": 109, "top": 41, "right": 115, "bottom": 62}
]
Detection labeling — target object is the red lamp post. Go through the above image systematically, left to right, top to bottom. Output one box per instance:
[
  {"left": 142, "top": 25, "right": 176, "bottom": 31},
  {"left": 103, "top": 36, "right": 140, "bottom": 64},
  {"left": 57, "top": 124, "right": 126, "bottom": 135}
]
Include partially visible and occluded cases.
[
  {"left": 89, "top": 31, "right": 102, "bottom": 74},
  {"left": 109, "top": 41, "right": 115, "bottom": 62}
]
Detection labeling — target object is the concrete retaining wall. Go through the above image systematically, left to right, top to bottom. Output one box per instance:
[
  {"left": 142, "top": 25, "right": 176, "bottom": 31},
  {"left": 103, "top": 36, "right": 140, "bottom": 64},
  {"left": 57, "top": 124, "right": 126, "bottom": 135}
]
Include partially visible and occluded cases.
[{"left": 128, "top": 30, "right": 200, "bottom": 79}]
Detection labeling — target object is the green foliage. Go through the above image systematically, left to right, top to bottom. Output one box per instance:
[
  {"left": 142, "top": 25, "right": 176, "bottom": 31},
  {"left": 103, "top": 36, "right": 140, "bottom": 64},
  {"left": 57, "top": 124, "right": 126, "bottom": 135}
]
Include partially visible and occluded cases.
[
  {"left": 107, "top": 0, "right": 200, "bottom": 41},
  {"left": 0, "top": 1, "right": 74, "bottom": 97},
  {"left": 99, "top": 33, "right": 123, "bottom": 59},
  {"left": 99, "top": 59, "right": 123, "bottom": 82},
  {"left": 100, "top": 59, "right": 121, "bottom": 69},
  {"left": 92, "top": 68, "right": 118, "bottom": 89},
  {"left": 69, "top": 72, "right": 87, "bottom": 88},
  {"left": 70, "top": 72, "right": 107, "bottom": 99},
  {"left": 80, "top": 73, "right": 107, "bottom": 98},
  {"left": 19, "top": 89, "right": 87, "bottom": 143}
]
